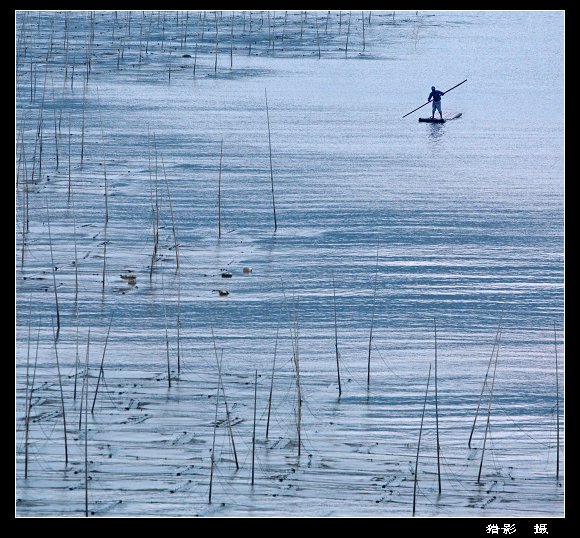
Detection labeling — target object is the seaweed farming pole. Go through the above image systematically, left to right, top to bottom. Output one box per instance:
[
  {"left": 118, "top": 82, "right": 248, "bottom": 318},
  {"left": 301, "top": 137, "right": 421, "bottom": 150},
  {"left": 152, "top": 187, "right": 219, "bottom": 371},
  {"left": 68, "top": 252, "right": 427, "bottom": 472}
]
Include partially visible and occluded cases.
[
  {"left": 214, "top": 11, "right": 219, "bottom": 75},
  {"left": 230, "top": 11, "right": 234, "bottom": 68},
  {"left": 345, "top": 11, "right": 352, "bottom": 57},
  {"left": 362, "top": 11, "right": 365, "bottom": 51},
  {"left": 315, "top": 13, "right": 321, "bottom": 59},
  {"left": 265, "top": 89, "right": 277, "bottom": 231},
  {"left": 67, "top": 114, "right": 72, "bottom": 203},
  {"left": 217, "top": 138, "right": 223, "bottom": 239},
  {"left": 160, "top": 156, "right": 180, "bottom": 270},
  {"left": 46, "top": 202, "right": 61, "bottom": 338},
  {"left": 367, "top": 241, "right": 379, "bottom": 386},
  {"left": 332, "top": 273, "right": 342, "bottom": 397},
  {"left": 176, "top": 275, "right": 181, "bottom": 375},
  {"left": 162, "top": 276, "right": 171, "bottom": 388},
  {"left": 295, "top": 308, "right": 302, "bottom": 457},
  {"left": 91, "top": 312, "right": 114, "bottom": 413},
  {"left": 51, "top": 317, "right": 68, "bottom": 466},
  {"left": 434, "top": 318, "right": 441, "bottom": 494},
  {"left": 468, "top": 320, "right": 502, "bottom": 448},
  {"left": 554, "top": 321, "right": 560, "bottom": 480},
  {"left": 25, "top": 323, "right": 40, "bottom": 479},
  {"left": 265, "top": 327, "right": 279, "bottom": 439},
  {"left": 477, "top": 327, "right": 502, "bottom": 484},
  {"left": 79, "top": 328, "right": 91, "bottom": 430},
  {"left": 212, "top": 329, "right": 239, "bottom": 469},
  {"left": 84, "top": 344, "right": 89, "bottom": 517},
  {"left": 413, "top": 363, "right": 432, "bottom": 517},
  {"left": 251, "top": 369, "right": 258, "bottom": 486},
  {"left": 208, "top": 381, "right": 220, "bottom": 504}
]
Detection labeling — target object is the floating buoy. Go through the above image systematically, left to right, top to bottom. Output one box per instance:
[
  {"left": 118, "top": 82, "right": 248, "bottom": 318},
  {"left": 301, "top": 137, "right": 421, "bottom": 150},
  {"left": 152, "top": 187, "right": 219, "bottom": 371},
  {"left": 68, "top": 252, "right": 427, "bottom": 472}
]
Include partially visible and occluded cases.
[
  {"left": 243, "top": 267, "right": 252, "bottom": 274},
  {"left": 221, "top": 271, "right": 232, "bottom": 278}
]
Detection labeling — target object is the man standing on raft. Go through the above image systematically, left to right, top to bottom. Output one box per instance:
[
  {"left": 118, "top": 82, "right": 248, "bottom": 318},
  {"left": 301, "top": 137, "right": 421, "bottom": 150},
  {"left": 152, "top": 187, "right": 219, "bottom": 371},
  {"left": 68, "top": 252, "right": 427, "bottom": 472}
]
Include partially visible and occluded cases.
[{"left": 428, "top": 85, "right": 445, "bottom": 120}]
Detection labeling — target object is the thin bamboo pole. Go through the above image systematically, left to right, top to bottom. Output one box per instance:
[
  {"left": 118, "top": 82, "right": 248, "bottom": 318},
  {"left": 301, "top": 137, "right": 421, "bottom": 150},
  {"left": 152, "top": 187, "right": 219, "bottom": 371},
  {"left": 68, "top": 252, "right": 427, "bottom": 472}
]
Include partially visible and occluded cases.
[
  {"left": 345, "top": 11, "right": 352, "bottom": 57},
  {"left": 362, "top": 11, "right": 365, "bottom": 51},
  {"left": 265, "top": 89, "right": 277, "bottom": 231},
  {"left": 217, "top": 138, "right": 223, "bottom": 239},
  {"left": 160, "top": 155, "right": 179, "bottom": 270},
  {"left": 46, "top": 202, "right": 60, "bottom": 338},
  {"left": 367, "top": 241, "right": 379, "bottom": 386},
  {"left": 332, "top": 273, "right": 342, "bottom": 396},
  {"left": 162, "top": 275, "right": 171, "bottom": 388},
  {"left": 91, "top": 312, "right": 114, "bottom": 413},
  {"left": 51, "top": 317, "right": 68, "bottom": 466},
  {"left": 434, "top": 318, "right": 441, "bottom": 494},
  {"left": 468, "top": 320, "right": 502, "bottom": 447},
  {"left": 554, "top": 321, "right": 560, "bottom": 480},
  {"left": 25, "top": 323, "right": 40, "bottom": 479},
  {"left": 265, "top": 327, "right": 279, "bottom": 439},
  {"left": 79, "top": 328, "right": 91, "bottom": 430},
  {"left": 477, "top": 328, "right": 502, "bottom": 483},
  {"left": 211, "top": 330, "right": 239, "bottom": 469},
  {"left": 84, "top": 342, "right": 89, "bottom": 517},
  {"left": 412, "top": 363, "right": 432, "bottom": 517},
  {"left": 251, "top": 369, "right": 258, "bottom": 485},
  {"left": 208, "top": 381, "right": 220, "bottom": 504}
]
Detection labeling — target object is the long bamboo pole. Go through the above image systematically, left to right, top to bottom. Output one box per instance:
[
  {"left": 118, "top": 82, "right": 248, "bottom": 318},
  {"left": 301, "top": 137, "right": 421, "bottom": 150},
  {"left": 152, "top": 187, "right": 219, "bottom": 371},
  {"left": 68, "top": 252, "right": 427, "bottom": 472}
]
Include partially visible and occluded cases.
[
  {"left": 265, "top": 89, "right": 277, "bottom": 231},
  {"left": 332, "top": 273, "right": 342, "bottom": 396},
  {"left": 51, "top": 317, "right": 68, "bottom": 466},
  {"left": 434, "top": 318, "right": 441, "bottom": 494},
  {"left": 468, "top": 320, "right": 502, "bottom": 447},
  {"left": 554, "top": 321, "right": 560, "bottom": 480},
  {"left": 265, "top": 327, "right": 279, "bottom": 439},
  {"left": 477, "top": 327, "right": 502, "bottom": 483},
  {"left": 413, "top": 363, "right": 432, "bottom": 516},
  {"left": 251, "top": 369, "right": 258, "bottom": 485}
]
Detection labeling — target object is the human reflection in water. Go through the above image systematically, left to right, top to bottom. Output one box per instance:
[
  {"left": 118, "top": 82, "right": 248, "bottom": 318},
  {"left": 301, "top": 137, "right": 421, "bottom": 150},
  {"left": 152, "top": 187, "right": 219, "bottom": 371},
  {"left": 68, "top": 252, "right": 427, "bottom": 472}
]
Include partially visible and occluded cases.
[{"left": 427, "top": 123, "right": 445, "bottom": 142}]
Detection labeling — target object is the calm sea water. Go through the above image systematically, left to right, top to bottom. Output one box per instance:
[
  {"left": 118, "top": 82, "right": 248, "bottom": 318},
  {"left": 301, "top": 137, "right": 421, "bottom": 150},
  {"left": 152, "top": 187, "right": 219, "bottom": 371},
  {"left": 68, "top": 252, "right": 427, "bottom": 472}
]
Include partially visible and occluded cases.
[{"left": 16, "top": 10, "right": 564, "bottom": 517}]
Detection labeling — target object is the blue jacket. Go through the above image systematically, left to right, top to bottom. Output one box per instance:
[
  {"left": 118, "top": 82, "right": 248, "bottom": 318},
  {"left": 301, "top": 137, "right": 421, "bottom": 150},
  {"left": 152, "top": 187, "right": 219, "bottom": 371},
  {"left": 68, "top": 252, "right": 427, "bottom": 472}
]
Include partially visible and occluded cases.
[{"left": 429, "top": 90, "right": 444, "bottom": 102}]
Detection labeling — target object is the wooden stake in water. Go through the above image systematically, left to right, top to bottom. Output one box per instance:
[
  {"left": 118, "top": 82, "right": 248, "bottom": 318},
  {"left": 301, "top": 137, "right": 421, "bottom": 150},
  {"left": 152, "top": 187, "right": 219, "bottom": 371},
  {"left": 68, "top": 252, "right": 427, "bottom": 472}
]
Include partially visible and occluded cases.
[
  {"left": 214, "top": 11, "right": 219, "bottom": 75},
  {"left": 230, "top": 11, "right": 234, "bottom": 68},
  {"left": 345, "top": 11, "right": 352, "bottom": 57},
  {"left": 362, "top": 11, "right": 365, "bottom": 51},
  {"left": 315, "top": 13, "right": 321, "bottom": 58},
  {"left": 265, "top": 89, "right": 277, "bottom": 231},
  {"left": 67, "top": 113, "right": 72, "bottom": 203},
  {"left": 217, "top": 138, "right": 223, "bottom": 239},
  {"left": 160, "top": 156, "right": 179, "bottom": 270},
  {"left": 46, "top": 202, "right": 60, "bottom": 338},
  {"left": 367, "top": 241, "right": 379, "bottom": 386},
  {"left": 332, "top": 273, "right": 342, "bottom": 397},
  {"left": 176, "top": 274, "right": 181, "bottom": 375},
  {"left": 162, "top": 275, "right": 171, "bottom": 388},
  {"left": 91, "top": 312, "right": 114, "bottom": 413},
  {"left": 51, "top": 317, "right": 68, "bottom": 466},
  {"left": 434, "top": 318, "right": 441, "bottom": 494},
  {"left": 468, "top": 320, "right": 502, "bottom": 448},
  {"left": 553, "top": 321, "right": 560, "bottom": 480},
  {"left": 25, "top": 323, "right": 40, "bottom": 479},
  {"left": 265, "top": 327, "right": 279, "bottom": 439},
  {"left": 477, "top": 327, "right": 501, "bottom": 484},
  {"left": 79, "top": 328, "right": 91, "bottom": 430},
  {"left": 211, "top": 331, "right": 239, "bottom": 470},
  {"left": 84, "top": 341, "right": 89, "bottom": 517},
  {"left": 413, "top": 363, "right": 431, "bottom": 517},
  {"left": 251, "top": 369, "right": 258, "bottom": 486},
  {"left": 208, "top": 381, "right": 220, "bottom": 504}
]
